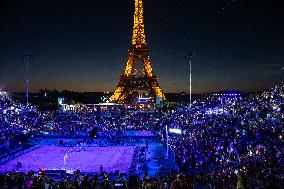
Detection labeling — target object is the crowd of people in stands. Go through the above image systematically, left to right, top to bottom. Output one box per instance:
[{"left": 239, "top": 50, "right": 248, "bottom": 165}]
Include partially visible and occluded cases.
[
  {"left": 0, "top": 82, "right": 283, "bottom": 188},
  {"left": 165, "top": 82, "right": 284, "bottom": 188},
  {"left": 0, "top": 94, "right": 38, "bottom": 148},
  {"left": 0, "top": 171, "right": 185, "bottom": 189}
]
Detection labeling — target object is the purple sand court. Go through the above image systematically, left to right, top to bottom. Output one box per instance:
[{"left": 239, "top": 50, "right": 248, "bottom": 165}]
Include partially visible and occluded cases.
[{"left": 0, "top": 146, "right": 136, "bottom": 173}]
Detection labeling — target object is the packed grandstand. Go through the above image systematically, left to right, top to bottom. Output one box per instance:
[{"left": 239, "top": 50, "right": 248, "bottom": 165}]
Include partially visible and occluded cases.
[{"left": 0, "top": 82, "right": 283, "bottom": 188}]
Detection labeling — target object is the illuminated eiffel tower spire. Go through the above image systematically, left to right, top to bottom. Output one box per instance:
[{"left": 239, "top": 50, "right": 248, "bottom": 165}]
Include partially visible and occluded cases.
[
  {"left": 110, "top": 0, "right": 165, "bottom": 103},
  {"left": 132, "top": 0, "right": 146, "bottom": 48}
]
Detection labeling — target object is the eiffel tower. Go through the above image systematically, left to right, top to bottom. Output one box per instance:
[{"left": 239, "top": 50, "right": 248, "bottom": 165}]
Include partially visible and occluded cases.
[{"left": 110, "top": 0, "right": 165, "bottom": 103}]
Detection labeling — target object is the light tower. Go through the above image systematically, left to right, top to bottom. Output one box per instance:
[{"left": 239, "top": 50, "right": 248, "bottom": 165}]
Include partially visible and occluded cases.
[
  {"left": 186, "top": 51, "right": 196, "bottom": 107},
  {"left": 23, "top": 55, "right": 33, "bottom": 105}
]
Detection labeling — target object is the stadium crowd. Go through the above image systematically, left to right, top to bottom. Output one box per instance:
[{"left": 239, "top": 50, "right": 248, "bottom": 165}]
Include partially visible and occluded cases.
[
  {"left": 0, "top": 82, "right": 283, "bottom": 188},
  {"left": 164, "top": 82, "right": 284, "bottom": 188},
  {"left": 0, "top": 94, "right": 38, "bottom": 148},
  {"left": 0, "top": 171, "right": 187, "bottom": 189}
]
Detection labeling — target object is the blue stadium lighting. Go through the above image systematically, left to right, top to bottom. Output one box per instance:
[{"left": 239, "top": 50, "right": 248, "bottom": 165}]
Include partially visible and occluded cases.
[{"left": 169, "top": 129, "right": 182, "bottom": 134}]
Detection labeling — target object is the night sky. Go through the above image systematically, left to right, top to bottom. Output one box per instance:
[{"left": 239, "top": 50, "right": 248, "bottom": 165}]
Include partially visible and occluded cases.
[{"left": 0, "top": 0, "right": 283, "bottom": 93}]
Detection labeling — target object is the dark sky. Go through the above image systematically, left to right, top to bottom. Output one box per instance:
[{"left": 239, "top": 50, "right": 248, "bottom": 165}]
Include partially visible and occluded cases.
[{"left": 0, "top": 0, "right": 283, "bottom": 93}]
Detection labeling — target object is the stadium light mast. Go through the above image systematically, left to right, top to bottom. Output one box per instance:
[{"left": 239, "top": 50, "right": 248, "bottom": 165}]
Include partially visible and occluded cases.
[
  {"left": 186, "top": 51, "right": 196, "bottom": 107},
  {"left": 23, "top": 55, "right": 33, "bottom": 106}
]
